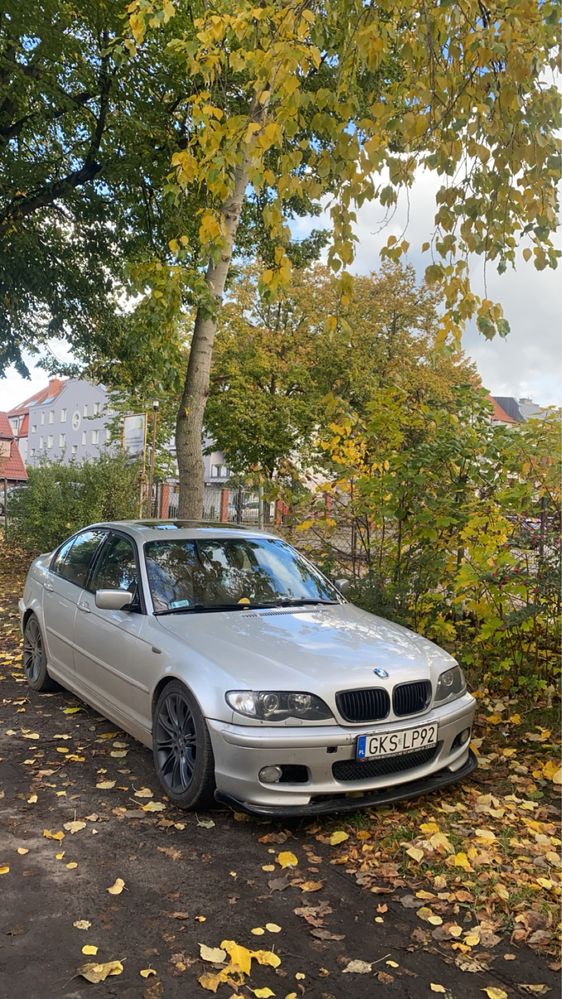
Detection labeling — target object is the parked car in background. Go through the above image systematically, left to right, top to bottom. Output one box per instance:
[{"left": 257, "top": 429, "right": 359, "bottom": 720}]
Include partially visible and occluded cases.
[{"left": 19, "top": 521, "right": 476, "bottom": 816}]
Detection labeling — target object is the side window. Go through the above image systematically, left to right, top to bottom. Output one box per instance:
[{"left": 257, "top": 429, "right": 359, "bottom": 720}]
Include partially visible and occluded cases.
[
  {"left": 51, "top": 530, "right": 106, "bottom": 588},
  {"left": 89, "top": 534, "right": 138, "bottom": 597}
]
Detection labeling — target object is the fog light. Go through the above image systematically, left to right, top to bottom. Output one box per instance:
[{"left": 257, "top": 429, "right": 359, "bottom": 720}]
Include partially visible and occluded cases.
[
  {"left": 460, "top": 728, "right": 471, "bottom": 744},
  {"left": 259, "top": 765, "right": 283, "bottom": 784}
]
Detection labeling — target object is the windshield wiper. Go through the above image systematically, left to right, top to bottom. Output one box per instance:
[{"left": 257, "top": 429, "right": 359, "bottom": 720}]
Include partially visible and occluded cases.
[
  {"left": 267, "top": 598, "right": 339, "bottom": 607},
  {"left": 156, "top": 602, "right": 273, "bottom": 615}
]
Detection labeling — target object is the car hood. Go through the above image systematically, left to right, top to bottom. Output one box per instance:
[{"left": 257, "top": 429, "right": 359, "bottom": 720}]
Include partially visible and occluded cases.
[{"left": 156, "top": 602, "right": 455, "bottom": 689}]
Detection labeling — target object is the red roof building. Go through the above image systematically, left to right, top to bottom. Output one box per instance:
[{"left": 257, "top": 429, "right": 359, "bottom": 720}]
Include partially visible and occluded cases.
[
  {"left": 7, "top": 378, "right": 66, "bottom": 463},
  {"left": 486, "top": 395, "right": 518, "bottom": 426},
  {"left": 0, "top": 412, "right": 28, "bottom": 483}
]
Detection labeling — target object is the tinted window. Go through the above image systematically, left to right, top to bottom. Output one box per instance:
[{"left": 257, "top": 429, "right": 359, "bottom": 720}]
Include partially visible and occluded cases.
[
  {"left": 52, "top": 530, "right": 106, "bottom": 588},
  {"left": 89, "top": 534, "right": 138, "bottom": 595},
  {"left": 144, "top": 537, "right": 338, "bottom": 613}
]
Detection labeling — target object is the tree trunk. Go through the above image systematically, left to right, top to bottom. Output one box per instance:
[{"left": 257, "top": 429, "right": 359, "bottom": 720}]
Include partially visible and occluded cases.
[{"left": 176, "top": 159, "right": 249, "bottom": 520}]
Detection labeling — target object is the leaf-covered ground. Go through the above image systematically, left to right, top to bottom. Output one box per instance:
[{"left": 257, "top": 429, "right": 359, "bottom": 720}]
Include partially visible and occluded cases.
[{"left": 0, "top": 545, "right": 560, "bottom": 999}]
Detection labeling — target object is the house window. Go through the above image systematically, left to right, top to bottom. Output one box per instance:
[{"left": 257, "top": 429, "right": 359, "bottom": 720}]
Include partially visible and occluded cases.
[
  {"left": 93, "top": 402, "right": 101, "bottom": 417},
  {"left": 83, "top": 404, "right": 88, "bottom": 417},
  {"left": 60, "top": 409, "right": 67, "bottom": 423},
  {"left": 48, "top": 410, "right": 54, "bottom": 424},
  {"left": 40, "top": 412, "right": 45, "bottom": 425},
  {"left": 31, "top": 425, "right": 36, "bottom": 434},
  {"left": 91, "top": 430, "right": 99, "bottom": 445},
  {"left": 81, "top": 431, "right": 87, "bottom": 445},
  {"left": 59, "top": 434, "right": 65, "bottom": 447},
  {"left": 47, "top": 435, "right": 53, "bottom": 448},
  {"left": 39, "top": 436, "right": 43, "bottom": 449},
  {"left": 71, "top": 444, "right": 78, "bottom": 456},
  {"left": 29, "top": 448, "right": 35, "bottom": 458},
  {"left": 211, "top": 464, "right": 219, "bottom": 478},
  {"left": 220, "top": 465, "right": 229, "bottom": 478}
]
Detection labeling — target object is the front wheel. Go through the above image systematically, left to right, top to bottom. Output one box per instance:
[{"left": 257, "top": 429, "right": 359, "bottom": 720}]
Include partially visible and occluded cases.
[
  {"left": 23, "top": 614, "right": 58, "bottom": 692},
  {"left": 152, "top": 680, "right": 215, "bottom": 809}
]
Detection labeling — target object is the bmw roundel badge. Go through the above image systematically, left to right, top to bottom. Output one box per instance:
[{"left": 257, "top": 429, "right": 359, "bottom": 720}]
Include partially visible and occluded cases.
[{"left": 373, "top": 667, "right": 389, "bottom": 678}]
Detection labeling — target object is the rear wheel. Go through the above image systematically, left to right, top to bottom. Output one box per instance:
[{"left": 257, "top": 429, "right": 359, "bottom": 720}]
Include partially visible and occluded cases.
[
  {"left": 23, "top": 615, "right": 57, "bottom": 692},
  {"left": 152, "top": 680, "right": 215, "bottom": 809}
]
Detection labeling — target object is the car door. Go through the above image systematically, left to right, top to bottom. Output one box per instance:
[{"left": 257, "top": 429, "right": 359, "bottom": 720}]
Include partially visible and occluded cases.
[
  {"left": 43, "top": 529, "right": 108, "bottom": 681},
  {"left": 72, "top": 531, "right": 154, "bottom": 738}
]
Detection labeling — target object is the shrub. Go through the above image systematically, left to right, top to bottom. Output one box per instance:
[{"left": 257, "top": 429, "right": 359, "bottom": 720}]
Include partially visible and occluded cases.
[{"left": 8, "top": 455, "right": 141, "bottom": 554}]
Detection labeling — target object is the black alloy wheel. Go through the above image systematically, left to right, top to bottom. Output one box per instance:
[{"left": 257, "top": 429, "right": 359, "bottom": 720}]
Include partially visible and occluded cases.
[
  {"left": 23, "top": 615, "right": 57, "bottom": 691},
  {"left": 153, "top": 680, "right": 215, "bottom": 809}
]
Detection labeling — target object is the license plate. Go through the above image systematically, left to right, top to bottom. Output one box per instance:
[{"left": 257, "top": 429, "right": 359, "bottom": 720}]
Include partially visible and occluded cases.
[{"left": 356, "top": 723, "right": 438, "bottom": 760}]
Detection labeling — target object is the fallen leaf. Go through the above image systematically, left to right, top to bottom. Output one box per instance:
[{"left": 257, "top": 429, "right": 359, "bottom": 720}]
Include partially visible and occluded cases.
[
  {"left": 63, "top": 707, "right": 82, "bottom": 714},
  {"left": 96, "top": 780, "right": 115, "bottom": 789},
  {"left": 134, "top": 787, "right": 153, "bottom": 798},
  {"left": 27, "top": 793, "right": 38, "bottom": 804},
  {"left": 142, "top": 801, "right": 166, "bottom": 813},
  {"left": 197, "top": 817, "right": 216, "bottom": 829},
  {"left": 64, "top": 820, "right": 86, "bottom": 834},
  {"left": 43, "top": 829, "right": 64, "bottom": 842},
  {"left": 329, "top": 830, "right": 349, "bottom": 846},
  {"left": 406, "top": 846, "right": 424, "bottom": 863},
  {"left": 16, "top": 848, "right": 29, "bottom": 856},
  {"left": 277, "top": 851, "right": 298, "bottom": 869},
  {"left": 66, "top": 862, "right": 78, "bottom": 869},
  {"left": 0, "top": 865, "right": 9, "bottom": 875},
  {"left": 106, "top": 877, "right": 125, "bottom": 895},
  {"left": 297, "top": 880, "right": 323, "bottom": 892},
  {"left": 73, "top": 920, "right": 91, "bottom": 930},
  {"left": 265, "top": 923, "right": 281, "bottom": 933},
  {"left": 251, "top": 928, "right": 265, "bottom": 936},
  {"left": 199, "top": 943, "right": 227, "bottom": 963},
  {"left": 82, "top": 945, "right": 98, "bottom": 955},
  {"left": 78, "top": 960, "right": 123, "bottom": 983},
  {"left": 342, "top": 960, "right": 372, "bottom": 974},
  {"left": 140, "top": 968, "right": 157, "bottom": 978},
  {"left": 430, "top": 987, "right": 447, "bottom": 994},
  {"left": 481, "top": 989, "right": 507, "bottom": 999},
  {"left": 250, "top": 990, "right": 275, "bottom": 998}
]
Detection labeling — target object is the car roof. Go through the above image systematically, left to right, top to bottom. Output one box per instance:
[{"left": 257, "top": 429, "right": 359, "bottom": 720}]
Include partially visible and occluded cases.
[{"left": 90, "top": 520, "right": 280, "bottom": 542}]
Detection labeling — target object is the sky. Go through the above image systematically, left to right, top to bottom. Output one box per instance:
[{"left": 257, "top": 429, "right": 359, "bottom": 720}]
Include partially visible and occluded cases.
[{"left": 1, "top": 168, "right": 560, "bottom": 411}]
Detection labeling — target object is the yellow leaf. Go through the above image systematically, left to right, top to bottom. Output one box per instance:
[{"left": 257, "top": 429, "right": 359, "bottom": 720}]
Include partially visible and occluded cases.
[
  {"left": 63, "top": 707, "right": 82, "bottom": 714},
  {"left": 508, "top": 713, "right": 522, "bottom": 724},
  {"left": 486, "top": 714, "right": 502, "bottom": 725},
  {"left": 96, "top": 781, "right": 115, "bottom": 789},
  {"left": 133, "top": 787, "right": 153, "bottom": 798},
  {"left": 27, "top": 793, "right": 38, "bottom": 804},
  {"left": 142, "top": 801, "right": 166, "bottom": 812},
  {"left": 64, "top": 821, "right": 86, "bottom": 834},
  {"left": 420, "top": 821, "right": 440, "bottom": 835},
  {"left": 43, "top": 829, "right": 65, "bottom": 842},
  {"left": 329, "top": 830, "right": 349, "bottom": 846},
  {"left": 406, "top": 846, "right": 424, "bottom": 863},
  {"left": 17, "top": 848, "right": 29, "bottom": 855},
  {"left": 277, "top": 851, "right": 298, "bottom": 869},
  {"left": 453, "top": 851, "right": 472, "bottom": 871},
  {"left": 55, "top": 852, "right": 65, "bottom": 860},
  {"left": 66, "top": 862, "right": 78, "bottom": 869},
  {"left": 0, "top": 865, "right": 9, "bottom": 875},
  {"left": 106, "top": 877, "right": 125, "bottom": 895},
  {"left": 298, "top": 880, "right": 323, "bottom": 892},
  {"left": 494, "top": 884, "right": 509, "bottom": 901},
  {"left": 428, "top": 915, "right": 443, "bottom": 926},
  {"left": 73, "top": 920, "right": 91, "bottom": 930},
  {"left": 265, "top": 923, "right": 281, "bottom": 933},
  {"left": 251, "top": 927, "right": 265, "bottom": 936},
  {"left": 464, "top": 930, "right": 480, "bottom": 947},
  {"left": 220, "top": 940, "right": 252, "bottom": 975},
  {"left": 199, "top": 943, "right": 227, "bottom": 963},
  {"left": 82, "top": 945, "right": 98, "bottom": 955},
  {"left": 252, "top": 949, "right": 282, "bottom": 969},
  {"left": 78, "top": 960, "right": 123, "bottom": 984},
  {"left": 386, "top": 960, "right": 399, "bottom": 968},
  {"left": 140, "top": 969, "right": 157, "bottom": 978},
  {"left": 198, "top": 971, "right": 227, "bottom": 993},
  {"left": 430, "top": 986, "right": 447, "bottom": 994},
  {"left": 481, "top": 989, "right": 507, "bottom": 999},
  {"left": 251, "top": 990, "right": 275, "bottom": 998}
]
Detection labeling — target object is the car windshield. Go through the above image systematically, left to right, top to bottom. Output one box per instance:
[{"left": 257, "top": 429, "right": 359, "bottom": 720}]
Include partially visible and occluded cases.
[{"left": 144, "top": 536, "right": 339, "bottom": 614}]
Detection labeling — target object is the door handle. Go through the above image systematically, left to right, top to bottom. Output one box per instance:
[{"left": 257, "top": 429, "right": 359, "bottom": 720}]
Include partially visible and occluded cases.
[
  {"left": 44, "top": 582, "right": 54, "bottom": 592},
  {"left": 77, "top": 601, "right": 91, "bottom": 613}
]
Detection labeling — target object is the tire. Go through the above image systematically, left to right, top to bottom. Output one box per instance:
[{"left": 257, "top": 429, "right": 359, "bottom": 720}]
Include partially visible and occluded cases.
[
  {"left": 23, "top": 614, "right": 58, "bottom": 692},
  {"left": 152, "top": 680, "right": 216, "bottom": 809}
]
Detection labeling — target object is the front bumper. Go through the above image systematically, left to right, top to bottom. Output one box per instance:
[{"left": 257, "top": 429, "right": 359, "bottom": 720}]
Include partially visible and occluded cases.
[{"left": 208, "top": 692, "right": 476, "bottom": 816}]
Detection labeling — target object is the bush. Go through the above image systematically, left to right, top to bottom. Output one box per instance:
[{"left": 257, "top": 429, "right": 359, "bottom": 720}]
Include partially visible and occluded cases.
[{"left": 8, "top": 455, "right": 141, "bottom": 553}]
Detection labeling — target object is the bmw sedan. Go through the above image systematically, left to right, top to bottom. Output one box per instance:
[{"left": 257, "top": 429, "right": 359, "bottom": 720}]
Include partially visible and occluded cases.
[{"left": 19, "top": 521, "right": 476, "bottom": 816}]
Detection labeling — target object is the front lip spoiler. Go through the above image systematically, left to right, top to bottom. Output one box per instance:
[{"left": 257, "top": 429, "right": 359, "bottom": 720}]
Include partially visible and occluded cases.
[{"left": 215, "top": 749, "right": 477, "bottom": 819}]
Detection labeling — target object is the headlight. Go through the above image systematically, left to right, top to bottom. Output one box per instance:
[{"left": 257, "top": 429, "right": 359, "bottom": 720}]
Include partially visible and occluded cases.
[
  {"left": 434, "top": 665, "right": 466, "bottom": 703},
  {"left": 226, "top": 690, "right": 333, "bottom": 721}
]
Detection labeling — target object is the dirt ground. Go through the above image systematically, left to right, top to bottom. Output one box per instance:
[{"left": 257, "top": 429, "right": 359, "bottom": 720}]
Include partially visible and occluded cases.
[{"left": 0, "top": 548, "right": 560, "bottom": 999}]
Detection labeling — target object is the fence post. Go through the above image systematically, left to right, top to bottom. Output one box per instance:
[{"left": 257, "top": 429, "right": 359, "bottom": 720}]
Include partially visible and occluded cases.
[
  {"left": 160, "top": 482, "right": 171, "bottom": 519},
  {"left": 220, "top": 488, "right": 230, "bottom": 523}
]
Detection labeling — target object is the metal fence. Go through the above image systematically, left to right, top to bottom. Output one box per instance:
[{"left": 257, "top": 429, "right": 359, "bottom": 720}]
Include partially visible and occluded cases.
[{"left": 163, "top": 483, "right": 276, "bottom": 525}]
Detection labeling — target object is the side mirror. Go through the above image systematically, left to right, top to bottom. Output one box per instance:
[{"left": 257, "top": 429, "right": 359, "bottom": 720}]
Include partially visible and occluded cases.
[
  {"left": 334, "top": 578, "right": 351, "bottom": 596},
  {"left": 95, "top": 589, "right": 134, "bottom": 611}
]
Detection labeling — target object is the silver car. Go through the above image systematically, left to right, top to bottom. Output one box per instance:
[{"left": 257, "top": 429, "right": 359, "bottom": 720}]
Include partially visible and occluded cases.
[{"left": 19, "top": 521, "right": 476, "bottom": 816}]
